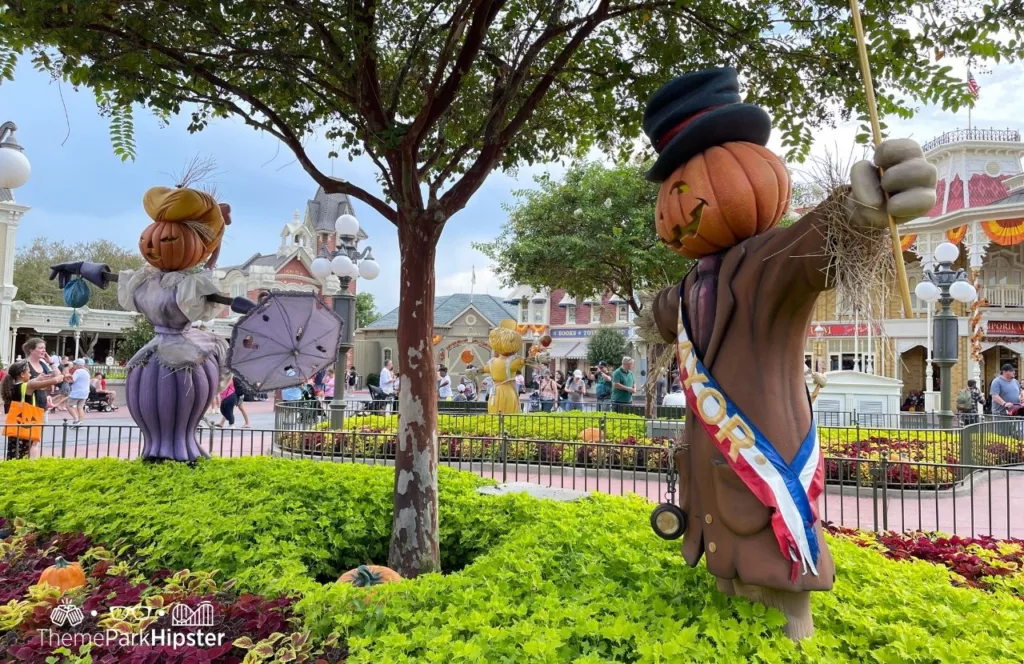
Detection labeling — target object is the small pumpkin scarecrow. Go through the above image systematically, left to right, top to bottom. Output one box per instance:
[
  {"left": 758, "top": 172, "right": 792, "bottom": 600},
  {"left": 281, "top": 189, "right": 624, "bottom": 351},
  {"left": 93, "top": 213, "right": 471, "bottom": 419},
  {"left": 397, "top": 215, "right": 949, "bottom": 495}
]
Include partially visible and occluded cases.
[
  {"left": 642, "top": 67, "right": 937, "bottom": 640},
  {"left": 480, "top": 320, "right": 525, "bottom": 414}
]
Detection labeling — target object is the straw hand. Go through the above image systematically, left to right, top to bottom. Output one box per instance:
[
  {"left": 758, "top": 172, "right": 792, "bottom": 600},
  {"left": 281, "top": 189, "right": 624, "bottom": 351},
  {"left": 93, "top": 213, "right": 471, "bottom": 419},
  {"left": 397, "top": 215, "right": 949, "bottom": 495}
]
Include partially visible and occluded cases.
[{"left": 846, "top": 138, "right": 937, "bottom": 229}]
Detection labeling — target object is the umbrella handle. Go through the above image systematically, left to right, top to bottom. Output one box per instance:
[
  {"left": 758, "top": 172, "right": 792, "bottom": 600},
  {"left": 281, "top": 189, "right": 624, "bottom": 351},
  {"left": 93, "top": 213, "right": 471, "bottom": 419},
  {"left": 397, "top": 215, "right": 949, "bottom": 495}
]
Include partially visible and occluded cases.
[{"left": 208, "top": 294, "right": 257, "bottom": 314}]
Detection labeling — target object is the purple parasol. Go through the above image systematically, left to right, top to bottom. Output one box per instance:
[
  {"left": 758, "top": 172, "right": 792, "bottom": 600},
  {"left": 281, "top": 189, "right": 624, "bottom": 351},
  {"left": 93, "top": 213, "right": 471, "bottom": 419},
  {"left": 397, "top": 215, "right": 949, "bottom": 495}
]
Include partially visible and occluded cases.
[{"left": 227, "top": 291, "right": 343, "bottom": 391}]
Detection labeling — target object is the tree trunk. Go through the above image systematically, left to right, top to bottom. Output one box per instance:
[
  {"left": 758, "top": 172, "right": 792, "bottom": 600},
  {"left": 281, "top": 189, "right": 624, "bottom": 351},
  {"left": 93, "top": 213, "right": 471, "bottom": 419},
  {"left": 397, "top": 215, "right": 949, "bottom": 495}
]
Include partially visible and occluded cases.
[{"left": 387, "top": 219, "right": 441, "bottom": 577}]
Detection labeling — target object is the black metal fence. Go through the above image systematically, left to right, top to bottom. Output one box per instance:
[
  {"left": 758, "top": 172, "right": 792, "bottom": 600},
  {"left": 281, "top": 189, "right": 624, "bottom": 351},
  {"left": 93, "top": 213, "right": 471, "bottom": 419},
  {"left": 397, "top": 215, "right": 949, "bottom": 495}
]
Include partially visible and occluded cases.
[{"left": 5, "top": 416, "right": 1024, "bottom": 538}]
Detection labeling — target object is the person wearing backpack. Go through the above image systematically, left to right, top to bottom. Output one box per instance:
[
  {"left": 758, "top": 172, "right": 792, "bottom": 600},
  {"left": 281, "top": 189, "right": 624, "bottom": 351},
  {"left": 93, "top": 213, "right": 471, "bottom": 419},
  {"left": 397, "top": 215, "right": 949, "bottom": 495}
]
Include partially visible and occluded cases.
[{"left": 956, "top": 379, "right": 984, "bottom": 425}]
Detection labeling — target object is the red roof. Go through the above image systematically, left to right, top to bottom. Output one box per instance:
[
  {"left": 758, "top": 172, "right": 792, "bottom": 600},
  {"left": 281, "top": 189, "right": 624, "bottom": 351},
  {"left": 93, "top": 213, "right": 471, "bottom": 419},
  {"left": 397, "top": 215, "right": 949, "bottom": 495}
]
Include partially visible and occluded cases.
[
  {"left": 969, "top": 174, "right": 1011, "bottom": 207},
  {"left": 946, "top": 175, "right": 964, "bottom": 214},
  {"left": 927, "top": 179, "right": 946, "bottom": 217}
]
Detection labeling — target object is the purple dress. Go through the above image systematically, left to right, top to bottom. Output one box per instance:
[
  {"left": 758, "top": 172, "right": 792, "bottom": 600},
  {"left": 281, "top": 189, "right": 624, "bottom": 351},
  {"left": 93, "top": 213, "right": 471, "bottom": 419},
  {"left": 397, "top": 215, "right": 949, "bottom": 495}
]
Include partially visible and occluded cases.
[{"left": 119, "top": 268, "right": 227, "bottom": 462}]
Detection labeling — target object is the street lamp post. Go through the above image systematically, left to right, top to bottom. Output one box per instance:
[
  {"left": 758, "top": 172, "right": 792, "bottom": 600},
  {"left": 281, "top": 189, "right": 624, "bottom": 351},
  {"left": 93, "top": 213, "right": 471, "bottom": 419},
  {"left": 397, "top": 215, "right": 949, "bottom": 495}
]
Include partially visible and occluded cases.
[
  {"left": 309, "top": 213, "right": 380, "bottom": 429},
  {"left": 914, "top": 242, "right": 977, "bottom": 429}
]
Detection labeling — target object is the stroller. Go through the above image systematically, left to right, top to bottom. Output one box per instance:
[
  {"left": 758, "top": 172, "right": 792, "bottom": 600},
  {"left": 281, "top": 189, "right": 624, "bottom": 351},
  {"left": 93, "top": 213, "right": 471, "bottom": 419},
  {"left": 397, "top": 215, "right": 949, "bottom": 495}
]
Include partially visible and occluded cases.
[{"left": 364, "top": 384, "right": 393, "bottom": 414}]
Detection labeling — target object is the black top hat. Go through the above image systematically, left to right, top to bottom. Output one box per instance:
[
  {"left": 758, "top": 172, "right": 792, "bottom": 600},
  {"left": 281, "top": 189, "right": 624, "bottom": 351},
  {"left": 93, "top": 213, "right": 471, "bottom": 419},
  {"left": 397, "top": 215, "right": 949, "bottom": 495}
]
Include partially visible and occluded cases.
[{"left": 643, "top": 67, "right": 772, "bottom": 182}]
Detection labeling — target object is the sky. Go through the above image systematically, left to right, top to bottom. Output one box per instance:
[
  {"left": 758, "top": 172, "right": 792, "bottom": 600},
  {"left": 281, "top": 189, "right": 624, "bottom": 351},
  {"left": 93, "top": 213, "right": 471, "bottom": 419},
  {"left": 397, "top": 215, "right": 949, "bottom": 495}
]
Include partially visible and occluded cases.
[{"left": 1, "top": 56, "right": 1022, "bottom": 314}]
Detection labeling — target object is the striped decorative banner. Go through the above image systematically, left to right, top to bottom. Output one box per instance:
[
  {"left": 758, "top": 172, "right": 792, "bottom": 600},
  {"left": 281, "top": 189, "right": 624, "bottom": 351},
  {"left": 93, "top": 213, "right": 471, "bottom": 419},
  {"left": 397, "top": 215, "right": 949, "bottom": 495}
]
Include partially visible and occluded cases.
[{"left": 946, "top": 225, "right": 967, "bottom": 244}]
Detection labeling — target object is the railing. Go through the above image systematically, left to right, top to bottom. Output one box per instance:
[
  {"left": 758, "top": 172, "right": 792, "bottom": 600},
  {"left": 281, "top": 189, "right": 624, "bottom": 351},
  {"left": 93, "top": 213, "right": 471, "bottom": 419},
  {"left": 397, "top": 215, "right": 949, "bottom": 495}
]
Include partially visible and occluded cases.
[
  {"left": 922, "top": 127, "right": 1021, "bottom": 152},
  {"left": 982, "top": 286, "right": 1024, "bottom": 308},
  {"left": 274, "top": 400, "right": 1014, "bottom": 435},
  {"left": 6, "top": 421, "right": 1024, "bottom": 538}
]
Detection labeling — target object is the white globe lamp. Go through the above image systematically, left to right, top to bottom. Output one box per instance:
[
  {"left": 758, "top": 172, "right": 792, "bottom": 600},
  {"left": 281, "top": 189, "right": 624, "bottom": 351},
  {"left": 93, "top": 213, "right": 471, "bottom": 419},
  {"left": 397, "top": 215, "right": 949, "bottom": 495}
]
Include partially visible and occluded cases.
[
  {"left": 0, "top": 141, "right": 30, "bottom": 190},
  {"left": 336, "top": 213, "right": 360, "bottom": 238},
  {"left": 934, "top": 242, "right": 959, "bottom": 265},
  {"left": 331, "top": 254, "right": 354, "bottom": 277},
  {"left": 310, "top": 257, "right": 332, "bottom": 280},
  {"left": 359, "top": 259, "right": 380, "bottom": 280},
  {"left": 346, "top": 262, "right": 360, "bottom": 279},
  {"left": 914, "top": 280, "right": 940, "bottom": 303},
  {"left": 949, "top": 280, "right": 978, "bottom": 303}
]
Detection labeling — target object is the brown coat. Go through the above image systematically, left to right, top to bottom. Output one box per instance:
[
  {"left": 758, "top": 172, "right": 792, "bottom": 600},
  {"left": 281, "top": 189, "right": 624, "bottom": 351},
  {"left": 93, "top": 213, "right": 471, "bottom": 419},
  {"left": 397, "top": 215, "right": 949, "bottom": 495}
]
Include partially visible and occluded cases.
[{"left": 653, "top": 202, "right": 838, "bottom": 592}]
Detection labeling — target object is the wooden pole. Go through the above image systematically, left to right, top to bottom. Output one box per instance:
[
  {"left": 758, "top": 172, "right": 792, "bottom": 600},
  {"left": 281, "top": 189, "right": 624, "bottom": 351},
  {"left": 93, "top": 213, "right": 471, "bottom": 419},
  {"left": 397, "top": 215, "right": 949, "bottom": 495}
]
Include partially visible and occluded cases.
[{"left": 849, "top": 0, "right": 915, "bottom": 319}]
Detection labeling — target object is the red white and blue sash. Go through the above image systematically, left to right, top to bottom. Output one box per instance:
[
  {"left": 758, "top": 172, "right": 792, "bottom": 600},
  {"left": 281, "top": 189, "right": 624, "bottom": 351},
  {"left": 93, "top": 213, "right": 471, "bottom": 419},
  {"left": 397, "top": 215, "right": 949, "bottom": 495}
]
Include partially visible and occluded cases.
[{"left": 676, "top": 302, "right": 824, "bottom": 581}]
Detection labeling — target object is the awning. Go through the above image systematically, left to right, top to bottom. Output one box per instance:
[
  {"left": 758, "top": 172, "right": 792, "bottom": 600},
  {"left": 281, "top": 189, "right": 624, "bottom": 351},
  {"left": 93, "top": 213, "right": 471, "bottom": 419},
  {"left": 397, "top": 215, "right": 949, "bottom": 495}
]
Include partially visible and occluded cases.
[{"left": 547, "top": 340, "right": 582, "bottom": 359}]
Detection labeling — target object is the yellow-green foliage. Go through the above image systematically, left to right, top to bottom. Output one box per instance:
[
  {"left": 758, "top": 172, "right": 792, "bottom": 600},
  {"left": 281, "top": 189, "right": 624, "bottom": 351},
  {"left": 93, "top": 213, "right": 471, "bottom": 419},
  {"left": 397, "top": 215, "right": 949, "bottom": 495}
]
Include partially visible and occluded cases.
[{"left": 0, "top": 459, "right": 1022, "bottom": 661}]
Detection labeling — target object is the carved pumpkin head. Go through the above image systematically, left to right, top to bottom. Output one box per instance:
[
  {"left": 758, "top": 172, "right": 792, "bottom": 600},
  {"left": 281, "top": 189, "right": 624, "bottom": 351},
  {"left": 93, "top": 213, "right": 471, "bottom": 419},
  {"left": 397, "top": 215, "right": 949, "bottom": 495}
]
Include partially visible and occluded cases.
[
  {"left": 656, "top": 142, "right": 790, "bottom": 258},
  {"left": 139, "top": 186, "right": 226, "bottom": 270},
  {"left": 489, "top": 320, "right": 523, "bottom": 356}
]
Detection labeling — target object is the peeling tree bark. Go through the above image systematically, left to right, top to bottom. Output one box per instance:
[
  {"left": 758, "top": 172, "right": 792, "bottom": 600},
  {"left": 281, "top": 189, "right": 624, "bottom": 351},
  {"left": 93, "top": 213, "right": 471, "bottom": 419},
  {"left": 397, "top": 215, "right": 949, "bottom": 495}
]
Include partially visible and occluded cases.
[{"left": 387, "top": 218, "right": 441, "bottom": 577}]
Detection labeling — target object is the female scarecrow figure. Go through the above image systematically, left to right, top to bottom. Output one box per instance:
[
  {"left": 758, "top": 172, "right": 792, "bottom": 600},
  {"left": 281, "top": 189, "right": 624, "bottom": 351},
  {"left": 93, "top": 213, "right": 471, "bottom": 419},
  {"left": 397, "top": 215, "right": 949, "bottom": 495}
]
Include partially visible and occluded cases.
[
  {"left": 642, "top": 67, "right": 936, "bottom": 640},
  {"left": 49, "top": 186, "right": 342, "bottom": 463}
]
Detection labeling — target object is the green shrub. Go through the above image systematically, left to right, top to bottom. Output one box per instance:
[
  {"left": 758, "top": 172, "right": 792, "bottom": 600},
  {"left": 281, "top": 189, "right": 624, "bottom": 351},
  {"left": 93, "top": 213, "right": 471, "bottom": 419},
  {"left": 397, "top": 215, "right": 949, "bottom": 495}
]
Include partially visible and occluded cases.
[
  {"left": 0, "top": 458, "right": 524, "bottom": 597},
  {"left": 2, "top": 459, "right": 1023, "bottom": 661},
  {"left": 300, "top": 494, "right": 1024, "bottom": 663}
]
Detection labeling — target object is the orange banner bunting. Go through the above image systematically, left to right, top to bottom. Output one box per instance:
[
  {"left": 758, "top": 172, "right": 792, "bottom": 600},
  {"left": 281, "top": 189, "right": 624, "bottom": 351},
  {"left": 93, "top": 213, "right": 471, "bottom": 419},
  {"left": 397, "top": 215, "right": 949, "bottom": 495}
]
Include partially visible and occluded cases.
[
  {"left": 982, "top": 218, "right": 1024, "bottom": 246},
  {"left": 946, "top": 225, "right": 967, "bottom": 244},
  {"left": 899, "top": 234, "right": 917, "bottom": 251},
  {"left": 531, "top": 324, "right": 547, "bottom": 335},
  {"left": 516, "top": 325, "right": 529, "bottom": 335}
]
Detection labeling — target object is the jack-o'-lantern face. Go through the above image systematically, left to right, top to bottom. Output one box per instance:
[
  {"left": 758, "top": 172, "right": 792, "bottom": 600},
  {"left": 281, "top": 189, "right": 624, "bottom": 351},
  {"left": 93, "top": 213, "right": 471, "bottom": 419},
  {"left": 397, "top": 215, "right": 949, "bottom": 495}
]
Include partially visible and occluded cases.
[
  {"left": 656, "top": 141, "right": 790, "bottom": 259},
  {"left": 139, "top": 221, "right": 208, "bottom": 271}
]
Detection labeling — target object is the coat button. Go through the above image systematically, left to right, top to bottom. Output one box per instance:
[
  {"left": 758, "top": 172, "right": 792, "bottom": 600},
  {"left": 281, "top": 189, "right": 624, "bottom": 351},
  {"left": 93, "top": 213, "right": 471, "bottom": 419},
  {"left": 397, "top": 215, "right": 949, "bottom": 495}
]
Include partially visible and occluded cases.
[
  {"left": 705, "top": 514, "right": 713, "bottom": 524},
  {"left": 708, "top": 542, "right": 717, "bottom": 553}
]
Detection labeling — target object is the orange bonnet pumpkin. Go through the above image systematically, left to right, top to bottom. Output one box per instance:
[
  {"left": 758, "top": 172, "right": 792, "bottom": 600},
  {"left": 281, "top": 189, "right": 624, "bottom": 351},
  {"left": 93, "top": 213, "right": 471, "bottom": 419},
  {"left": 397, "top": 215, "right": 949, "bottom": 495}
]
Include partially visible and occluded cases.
[
  {"left": 656, "top": 142, "right": 790, "bottom": 259},
  {"left": 139, "top": 186, "right": 226, "bottom": 271},
  {"left": 38, "top": 556, "right": 87, "bottom": 593}
]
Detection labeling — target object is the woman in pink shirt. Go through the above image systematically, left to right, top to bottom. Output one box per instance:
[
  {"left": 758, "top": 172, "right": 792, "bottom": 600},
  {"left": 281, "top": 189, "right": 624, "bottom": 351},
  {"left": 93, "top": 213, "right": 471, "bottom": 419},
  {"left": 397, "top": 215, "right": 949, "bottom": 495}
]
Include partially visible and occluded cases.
[
  {"left": 324, "top": 368, "right": 336, "bottom": 400},
  {"left": 216, "top": 377, "right": 239, "bottom": 428}
]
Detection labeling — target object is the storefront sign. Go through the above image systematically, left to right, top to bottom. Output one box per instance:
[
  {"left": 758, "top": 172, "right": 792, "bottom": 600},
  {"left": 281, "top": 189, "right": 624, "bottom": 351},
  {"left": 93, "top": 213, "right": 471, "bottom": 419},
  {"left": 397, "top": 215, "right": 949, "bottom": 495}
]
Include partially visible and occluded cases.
[
  {"left": 986, "top": 321, "right": 1024, "bottom": 336},
  {"left": 807, "top": 324, "right": 880, "bottom": 338},
  {"left": 550, "top": 328, "right": 597, "bottom": 339}
]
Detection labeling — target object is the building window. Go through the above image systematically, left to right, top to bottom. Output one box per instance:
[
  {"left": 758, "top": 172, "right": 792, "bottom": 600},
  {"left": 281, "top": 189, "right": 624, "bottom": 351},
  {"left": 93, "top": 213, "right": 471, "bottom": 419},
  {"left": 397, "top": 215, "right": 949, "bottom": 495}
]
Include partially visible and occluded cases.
[
  {"left": 230, "top": 282, "right": 247, "bottom": 298},
  {"left": 835, "top": 293, "right": 854, "bottom": 318},
  {"left": 519, "top": 301, "right": 529, "bottom": 323},
  {"left": 532, "top": 303, "right": 544, "bottom": 323},
  {"left": 617, "top": 303, "right": 628, "bottom": 322},
  {"left": 566, "top": 305, "right": 576, "bottom": 325},
  {"left": 591, "top": 305, "right": 602, "bottom": 324},
  {"left": 382, "top": 348, "right": 392, "bottom": 364}
]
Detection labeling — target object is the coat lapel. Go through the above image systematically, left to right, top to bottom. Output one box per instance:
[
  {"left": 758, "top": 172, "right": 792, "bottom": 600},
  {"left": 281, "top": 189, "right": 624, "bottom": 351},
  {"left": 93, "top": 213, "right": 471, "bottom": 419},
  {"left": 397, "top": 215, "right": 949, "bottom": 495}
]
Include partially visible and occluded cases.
[{"left": 703, "top": 243, "right": 744, "bottom": 369}]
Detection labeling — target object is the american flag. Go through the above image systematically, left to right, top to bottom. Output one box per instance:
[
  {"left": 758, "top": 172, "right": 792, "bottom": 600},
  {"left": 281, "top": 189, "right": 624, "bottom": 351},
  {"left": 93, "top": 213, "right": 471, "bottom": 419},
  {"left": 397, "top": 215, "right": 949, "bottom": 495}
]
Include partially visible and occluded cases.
[{"left": 967, "top": 70, "right": 980, "bottom": 99}]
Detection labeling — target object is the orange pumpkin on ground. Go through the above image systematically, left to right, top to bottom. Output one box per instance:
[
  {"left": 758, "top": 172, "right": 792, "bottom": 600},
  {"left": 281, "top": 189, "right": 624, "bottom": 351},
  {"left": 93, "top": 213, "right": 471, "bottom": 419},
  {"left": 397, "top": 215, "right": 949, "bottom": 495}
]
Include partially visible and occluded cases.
[
  {"left": 656, "top": 141, "right": 790, "bottom": 259},
  {"left": 579, "top": 427, "right": 603, "bottom": 443},
  {"left": 38, "top": 556, "right": 87, "bottom": 593},
  {"left": 338, "top": 564, "right": 402, "bottom": 587}
]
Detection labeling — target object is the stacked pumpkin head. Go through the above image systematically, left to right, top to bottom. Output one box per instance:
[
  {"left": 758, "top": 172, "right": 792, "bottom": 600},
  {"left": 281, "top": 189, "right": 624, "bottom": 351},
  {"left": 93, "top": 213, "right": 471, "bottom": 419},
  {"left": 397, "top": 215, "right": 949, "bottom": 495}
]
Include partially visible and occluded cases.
[
  {"left": 644, "top": 67, "right": 791, "bottom": 259},
  {"left": 140, "top": 186, "right": 229, "bottom": 271}
]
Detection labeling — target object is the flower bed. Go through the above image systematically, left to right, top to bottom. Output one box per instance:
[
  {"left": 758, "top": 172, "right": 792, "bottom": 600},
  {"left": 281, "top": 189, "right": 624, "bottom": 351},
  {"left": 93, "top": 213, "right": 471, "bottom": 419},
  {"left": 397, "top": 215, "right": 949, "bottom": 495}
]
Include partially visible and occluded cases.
[
  {"left": 1, "top": 459, "right": 1024, "bottom": 661},
  {"left": 0, "top": 518, "right": 342, "bottom": 663},
  {"left": 827, "top": 524, "right": 1024, "bottom": 600}
]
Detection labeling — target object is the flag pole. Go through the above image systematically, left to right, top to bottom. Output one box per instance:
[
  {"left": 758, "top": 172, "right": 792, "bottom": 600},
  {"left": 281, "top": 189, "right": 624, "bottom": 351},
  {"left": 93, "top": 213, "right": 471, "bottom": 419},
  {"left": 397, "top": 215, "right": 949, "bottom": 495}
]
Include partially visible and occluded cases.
[{"left": 849, "top": 0, "right": 915, "bottom": 319}]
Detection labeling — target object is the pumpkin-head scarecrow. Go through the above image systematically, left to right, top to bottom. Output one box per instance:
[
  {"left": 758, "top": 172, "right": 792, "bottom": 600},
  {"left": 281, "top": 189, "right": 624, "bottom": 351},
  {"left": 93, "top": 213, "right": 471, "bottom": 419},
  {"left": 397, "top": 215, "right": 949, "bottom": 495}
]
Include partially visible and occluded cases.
[
  {"left": 642, "top": 67, "right": 938, "bottom": 640},
  {"left": 48, "top": 185, "right": 343, "bottom": 463},
  {"left": 480, "top": 320, "right": 525, "bottom": 414}
]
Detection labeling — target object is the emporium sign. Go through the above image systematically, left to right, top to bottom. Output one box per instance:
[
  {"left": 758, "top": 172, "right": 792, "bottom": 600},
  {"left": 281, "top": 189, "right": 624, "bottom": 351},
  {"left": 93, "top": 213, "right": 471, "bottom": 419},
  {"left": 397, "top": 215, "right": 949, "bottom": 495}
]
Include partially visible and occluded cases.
[{"left": 986, "top": 321, "right": 1024, "bottom": 336}]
